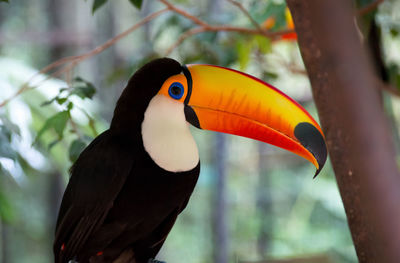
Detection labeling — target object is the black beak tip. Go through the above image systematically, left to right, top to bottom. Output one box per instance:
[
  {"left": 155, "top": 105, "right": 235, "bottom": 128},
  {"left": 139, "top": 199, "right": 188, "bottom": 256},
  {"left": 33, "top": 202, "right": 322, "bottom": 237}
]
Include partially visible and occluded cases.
[
  {"left": 294, "top": 122, "right": 328, "bottom": 178},
  {"left": 313, "top": 168, "right": 322, "bottom": 179}
]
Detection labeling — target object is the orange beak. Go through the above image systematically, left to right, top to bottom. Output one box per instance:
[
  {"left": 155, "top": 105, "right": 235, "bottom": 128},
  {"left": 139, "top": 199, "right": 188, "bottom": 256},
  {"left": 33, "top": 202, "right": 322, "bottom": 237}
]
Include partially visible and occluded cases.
[
  {"left": 157, "top": 64, "right": 327, "bottom": 176},
  {"left": 182, "top": 64, "right": 327, "bottom": 176}
]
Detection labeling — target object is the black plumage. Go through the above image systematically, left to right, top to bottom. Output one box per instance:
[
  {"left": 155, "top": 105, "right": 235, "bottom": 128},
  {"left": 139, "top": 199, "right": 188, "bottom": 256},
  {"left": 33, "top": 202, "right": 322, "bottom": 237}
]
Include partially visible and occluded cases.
[{"left": 54, "top": 58, "right": 200, "bottom": 263}]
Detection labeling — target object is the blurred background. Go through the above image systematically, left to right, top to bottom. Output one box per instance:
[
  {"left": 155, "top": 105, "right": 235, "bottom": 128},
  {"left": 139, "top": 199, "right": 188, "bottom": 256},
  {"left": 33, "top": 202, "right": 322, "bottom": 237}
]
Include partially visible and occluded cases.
[{"left": 1, "top": 0, "right": 399, "bottom": 262}]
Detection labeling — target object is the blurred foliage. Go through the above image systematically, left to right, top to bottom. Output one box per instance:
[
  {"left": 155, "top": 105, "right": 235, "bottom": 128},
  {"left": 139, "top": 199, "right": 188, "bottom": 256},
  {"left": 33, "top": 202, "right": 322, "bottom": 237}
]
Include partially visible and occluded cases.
[
  {"left": 1, "top": 0, "right": 400, "bottom": 262},
  {"left": 92, "top": 0, "right": 143, "bottom": 13},
  {"left": 92, "top": 0, "right": 108, "bottom": 13},
  {"left": 128, "top": 0, "right": 144, "bottom": 10},
  {"left": 35, "top": 76, "right": 96, "bottom": 149}
]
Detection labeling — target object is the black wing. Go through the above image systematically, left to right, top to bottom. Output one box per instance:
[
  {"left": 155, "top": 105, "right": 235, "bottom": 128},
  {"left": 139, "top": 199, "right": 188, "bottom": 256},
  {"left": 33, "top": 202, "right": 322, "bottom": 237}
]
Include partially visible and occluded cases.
[{"left": 54, "top": 130, "right": 135, "bottom": 263}]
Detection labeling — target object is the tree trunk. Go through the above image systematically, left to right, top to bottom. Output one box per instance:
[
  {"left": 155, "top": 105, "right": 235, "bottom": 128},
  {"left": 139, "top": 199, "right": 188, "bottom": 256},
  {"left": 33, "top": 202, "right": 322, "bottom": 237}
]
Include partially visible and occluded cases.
[{"left": 286, "top": 1, "right": 400, "bottom": 262}]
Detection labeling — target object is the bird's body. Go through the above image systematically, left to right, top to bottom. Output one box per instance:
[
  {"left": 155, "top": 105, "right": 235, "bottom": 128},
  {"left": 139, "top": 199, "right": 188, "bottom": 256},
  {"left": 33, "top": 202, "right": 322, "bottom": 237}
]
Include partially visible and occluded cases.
[
  {"left": 54, "top": 58, "right": 327, "bottom": 263},
  {"left": 54, "top": 59, "right": 201, "bottom": 263},
  {"left": 55, "top": 129, "right": 199, "bottom": 263}
]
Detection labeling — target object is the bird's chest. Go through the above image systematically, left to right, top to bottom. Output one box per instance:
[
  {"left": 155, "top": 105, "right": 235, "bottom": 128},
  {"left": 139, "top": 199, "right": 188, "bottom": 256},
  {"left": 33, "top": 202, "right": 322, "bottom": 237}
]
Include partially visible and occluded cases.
[
  {"left": 110, "top": 151, "right": 200, "bottom": 220},
  {"left": 134, "top": 156, "right": 199, "bottom": 204}
]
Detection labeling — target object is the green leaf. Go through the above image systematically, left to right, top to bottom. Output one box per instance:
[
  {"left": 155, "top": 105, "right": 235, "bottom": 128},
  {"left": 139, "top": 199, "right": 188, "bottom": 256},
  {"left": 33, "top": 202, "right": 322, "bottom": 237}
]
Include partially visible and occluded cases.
[
  {"left": 0, "top": 0, "right": 9, "bottom": 3},
  {"left": 92, "top": 0, "right": 108, "bottom": 13},
  {"left": 128, "top": 0, "right": 143, "bottom": 9},
  {"left": 251, "top": 2, "right": 286, "bottom": 29},
  {"left": 390, "top": 28, "right": 399, "bottom": 38},
  {"left": 254, "top": 36, "right": 272, "bottom": 54},
  {"left": 237, "top": 40, "right": 252, "bottom": 70},
  {"left": 264, "top": 71, "right": 278, "bottom": 80},
  {"left": 396, "top": 74, "right": 400, "bottom": 90},
  {"left": 74, "top": 76, "right": 85, "bottom": 82},
  {"left": 72, "top": 77, "right": 96, "bottom": 99},
  {"left": 73, "top": 87, "right": 96, "bottom": 99},
  {"left": 42, "top": 96, "right": 68, "bottom": 106},
  {"left": 56, "top": 97, "right": 68, "bottom": 105},
  {"left": 41, "top": 98, "right": 56, "bottom": 107},
  {"left": 67, "top": 102, "right": 74, "bottom": 111},
  {"left": 35, "top": 111, "right": 70, "bottom": 144},
  {"left": 50, "top": 111, "right": 70, "bottom": 138},
  {"left": 0, "top": 116, "right": 20, "bottom": 136},
  {"left": 0, "top": 126, "right": 17, "bottom": 160},
  {"left": 48, "top": 139, "right": 62, "bottom": 149},
  {"left": 69, "top": 139, "right": 87, "bottom": 162},
  {"left": 0, "top": 191, "right": 15, "bottom": 223}
]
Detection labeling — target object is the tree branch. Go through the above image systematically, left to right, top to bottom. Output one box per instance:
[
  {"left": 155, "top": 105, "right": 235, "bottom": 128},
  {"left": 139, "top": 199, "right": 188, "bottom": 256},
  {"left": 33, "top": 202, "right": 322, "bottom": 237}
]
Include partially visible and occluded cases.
[
  {"left": 1, "top": 0, "right": 298, "bottom": 108},
  {"left": 1, "top": 0, "right": 388, "bottom": 108},
  {"left": 1, "top": 0, "right": 295, "bottom": 107},
  {"left": 158, "top": 0, "right": 208, "bottom": 27},
  {"left": 160, "top": 0, "right": 294, "bottom": 55},
  {"left": 225, "top": 0, "right": 263, "bottom": 30},
  {"left": 358, "top": 0, "right": 384, "bottom": 16},
  {"left": 0, "top": 7, "right": 169, "bottom": 108},
  {"left": 165, "top": 25, "right": 293, "bottom": 55},
  {"left": 165, "top": 27, "right": 208, "bottom": 55},
  {"left": 381, "top": 84, "right": 400, "bottom": 97}
]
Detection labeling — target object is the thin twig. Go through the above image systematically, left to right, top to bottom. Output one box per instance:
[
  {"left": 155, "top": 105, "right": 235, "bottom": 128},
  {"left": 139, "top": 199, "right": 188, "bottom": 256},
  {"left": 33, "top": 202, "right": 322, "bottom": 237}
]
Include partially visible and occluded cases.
[
  {"left": 1, "top": 0, "right": 388, "bottom": 108},
  {"left": 1, "top": 0, "right": 293, "bottom": 107},
  {"left": 158, "top": 0, "right": 208, "bottom": 27},
  {"left": 160, "top": 0, "right": 293, "bottom": 55},
  {"left": 226, "top": 0, "right": 262, "bottom": 30},
  {"left": 358, "top": 0, "right": 384, "bottom": 16},
  {"left": 0, "top": 8, "right": 169, "bottom": 108},
  {"left": 208, "top": 25, "right": 293, "bottom": 37},
  {"left": 165, "top": 26, "right": 293, "bottom": 55},
  {"left": 165, "top": 27, "right": 207, "bottom": 55},
  {"left": 382, "top": 84, "right": 400, "bottom": 98},
  {"left": 76, "top": 105, "right": 99, "bottom": 137},
  {"left": 69, "top": 116, "right": 84, "bottom": 139}
]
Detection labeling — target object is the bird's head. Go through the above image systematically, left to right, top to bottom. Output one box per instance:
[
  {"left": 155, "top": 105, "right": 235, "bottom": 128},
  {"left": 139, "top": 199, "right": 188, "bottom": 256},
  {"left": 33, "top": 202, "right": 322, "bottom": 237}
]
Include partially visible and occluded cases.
[{"left": 111, "top": 58, "right": 327, "bottom": 176}]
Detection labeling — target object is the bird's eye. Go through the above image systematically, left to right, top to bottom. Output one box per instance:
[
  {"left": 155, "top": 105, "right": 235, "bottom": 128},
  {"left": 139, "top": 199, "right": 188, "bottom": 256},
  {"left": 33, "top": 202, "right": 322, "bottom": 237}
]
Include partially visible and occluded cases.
[{"left": 168, "top": 82, "right": 184, "bottom": 100}]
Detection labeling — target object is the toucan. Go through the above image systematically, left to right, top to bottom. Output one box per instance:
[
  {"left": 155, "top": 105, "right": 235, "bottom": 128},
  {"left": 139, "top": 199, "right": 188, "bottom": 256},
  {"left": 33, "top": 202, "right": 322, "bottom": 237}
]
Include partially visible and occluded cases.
[{"left": 54, "top": 58, "right": 327, "bottom": 263}]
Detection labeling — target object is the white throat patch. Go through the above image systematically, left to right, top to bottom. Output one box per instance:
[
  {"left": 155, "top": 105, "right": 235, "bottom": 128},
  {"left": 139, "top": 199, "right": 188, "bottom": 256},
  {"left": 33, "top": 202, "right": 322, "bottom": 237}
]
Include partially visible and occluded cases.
[{"left": 141, "top": 94, "right": 199, "bottom": 172}]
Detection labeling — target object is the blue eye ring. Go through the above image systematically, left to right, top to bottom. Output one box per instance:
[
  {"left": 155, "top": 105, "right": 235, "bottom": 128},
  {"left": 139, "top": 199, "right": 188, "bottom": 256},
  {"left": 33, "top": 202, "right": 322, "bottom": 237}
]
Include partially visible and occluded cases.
[{"left": 168, "top": 82, "right": 184, "bottom": 100}]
